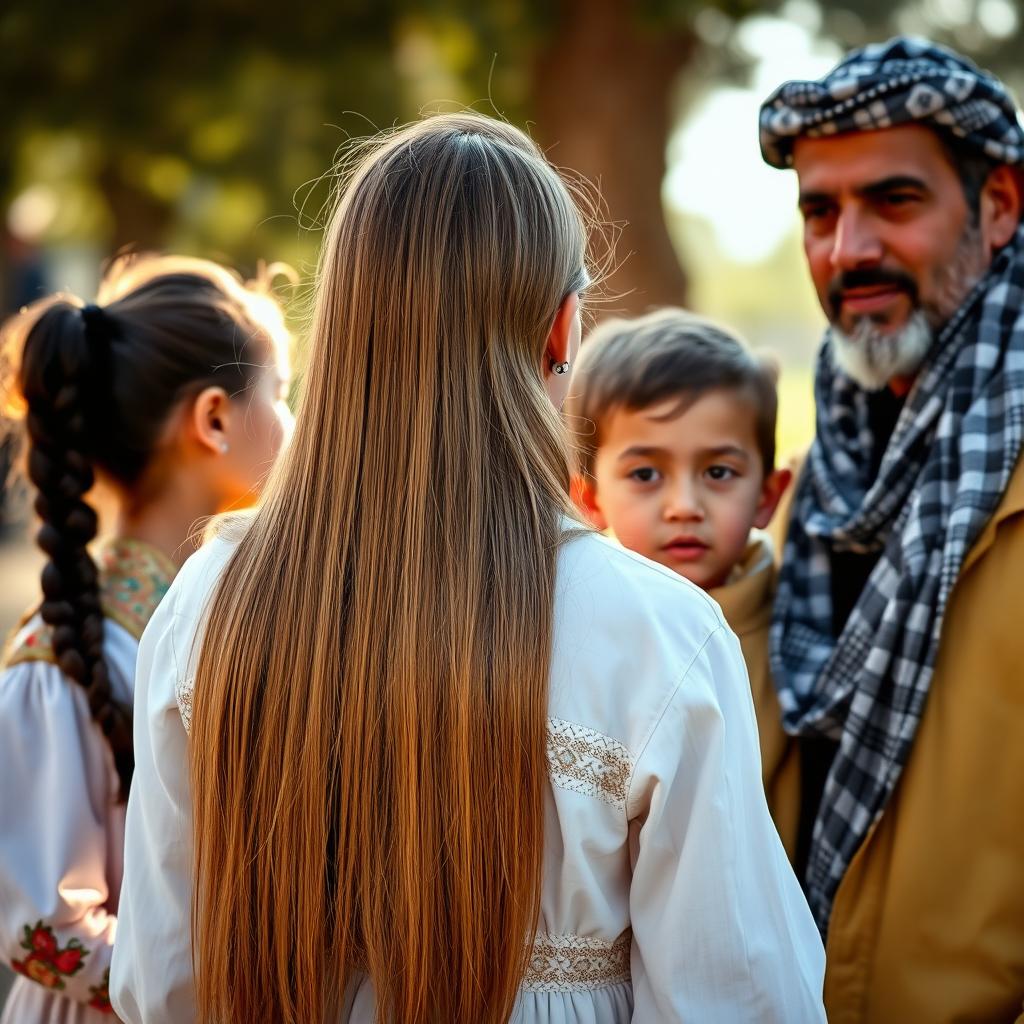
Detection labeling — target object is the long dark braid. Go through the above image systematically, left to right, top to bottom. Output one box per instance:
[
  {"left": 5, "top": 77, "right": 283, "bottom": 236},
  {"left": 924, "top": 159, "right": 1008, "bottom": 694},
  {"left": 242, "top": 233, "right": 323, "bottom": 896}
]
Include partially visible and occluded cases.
[
  {"left": 2, "top": 254, "right": 290, "bottom": 803},
  {"left": 20, "top": 303, "right": 133, "bottom": 799}
]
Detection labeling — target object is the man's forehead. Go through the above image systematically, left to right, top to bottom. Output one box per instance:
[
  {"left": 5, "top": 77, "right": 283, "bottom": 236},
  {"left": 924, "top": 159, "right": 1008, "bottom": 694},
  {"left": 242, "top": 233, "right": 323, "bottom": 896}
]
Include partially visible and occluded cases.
[{"left": 792, "top": 124, "right": 953, "bottom": 187}]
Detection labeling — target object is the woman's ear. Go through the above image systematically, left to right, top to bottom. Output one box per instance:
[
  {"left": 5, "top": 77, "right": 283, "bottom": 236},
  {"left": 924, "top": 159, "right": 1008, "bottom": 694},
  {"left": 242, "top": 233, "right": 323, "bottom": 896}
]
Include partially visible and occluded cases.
[
  {"left": 542, "top": 292, "right": 582, "bottom": 406},
  {"left": 545, "top": 292, "right": 581, "bottom": 371},
  {"left": 190, "top": 386, "right": 232, "bottom": 456},
  {"left": 753, "top": 467, "right": 792, "bottom": 530}
]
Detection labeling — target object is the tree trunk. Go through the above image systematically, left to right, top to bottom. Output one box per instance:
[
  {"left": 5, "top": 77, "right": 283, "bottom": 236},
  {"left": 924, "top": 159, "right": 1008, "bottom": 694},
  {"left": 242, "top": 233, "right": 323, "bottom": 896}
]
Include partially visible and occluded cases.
[{"left": 532, "top": 0, "right": 693, "bottom": 316}]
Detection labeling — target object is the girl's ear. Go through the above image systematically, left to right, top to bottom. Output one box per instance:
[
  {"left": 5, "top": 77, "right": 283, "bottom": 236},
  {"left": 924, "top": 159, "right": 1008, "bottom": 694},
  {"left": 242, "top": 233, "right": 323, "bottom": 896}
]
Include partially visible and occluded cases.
[
  {"left": 190, "top": 386, "right": 232, "bottom": 456},
  {"left": 753, "top": 467, "right": 792, "bottom": 530},
  {"left": 571, "top": 474, "right": 607, "bottom": 530}
]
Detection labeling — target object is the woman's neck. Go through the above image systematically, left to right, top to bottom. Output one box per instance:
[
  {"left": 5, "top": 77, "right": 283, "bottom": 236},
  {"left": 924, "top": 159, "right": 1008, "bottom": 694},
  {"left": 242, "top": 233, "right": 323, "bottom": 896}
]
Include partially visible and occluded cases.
[{"left": 113, "top": 472, "right": 222, "bottom": 570}]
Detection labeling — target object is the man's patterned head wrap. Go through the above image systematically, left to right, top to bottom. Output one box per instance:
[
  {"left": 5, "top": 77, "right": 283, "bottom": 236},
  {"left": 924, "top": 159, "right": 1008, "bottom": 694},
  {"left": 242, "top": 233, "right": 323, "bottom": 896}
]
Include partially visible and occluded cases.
[{"left": 759, "top": 35, "right": 1024, "bottom": 169}]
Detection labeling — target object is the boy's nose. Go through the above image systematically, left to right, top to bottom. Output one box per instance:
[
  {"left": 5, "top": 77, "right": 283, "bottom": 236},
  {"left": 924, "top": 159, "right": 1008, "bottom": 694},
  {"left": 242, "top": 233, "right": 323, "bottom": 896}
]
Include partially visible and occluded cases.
[{"left": 663, "top": 482, "right": 704, "bottom": 522}]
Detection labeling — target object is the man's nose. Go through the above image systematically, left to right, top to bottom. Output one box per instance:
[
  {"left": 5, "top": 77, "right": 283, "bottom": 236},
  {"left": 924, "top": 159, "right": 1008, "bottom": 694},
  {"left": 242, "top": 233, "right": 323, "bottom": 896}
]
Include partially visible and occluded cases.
[{"left": 830, "top": 206, "right": 883, "bottom": 271}]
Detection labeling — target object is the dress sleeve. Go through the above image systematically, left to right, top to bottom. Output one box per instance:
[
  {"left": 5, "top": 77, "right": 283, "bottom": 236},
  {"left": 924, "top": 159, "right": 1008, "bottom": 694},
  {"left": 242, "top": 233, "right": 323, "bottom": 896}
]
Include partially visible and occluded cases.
[
  {"left": 108, "top": 587, "right": 197, "bottom": 1024},
  {"left": 626, "top": 624, "right": 826, "bottom": 1023},
  {"left": 0, "top": 659, "right": 119, "bottom": 1011}
]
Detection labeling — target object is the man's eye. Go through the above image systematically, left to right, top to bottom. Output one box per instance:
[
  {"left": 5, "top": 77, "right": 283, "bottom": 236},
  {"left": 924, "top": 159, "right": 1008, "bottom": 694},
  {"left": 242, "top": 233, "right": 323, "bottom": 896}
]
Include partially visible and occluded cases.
[
  {"left": 882, "top": 192, "right": 918, "bottom": 206},
  {"left": 801, "top": 204, "right": 834, "bottom": 222},
  {"left": 706, "top": 465, "right": 736, "bottom": 482},
  {"left": 629, "top": 466, "right": 659, "bottom": 483}
]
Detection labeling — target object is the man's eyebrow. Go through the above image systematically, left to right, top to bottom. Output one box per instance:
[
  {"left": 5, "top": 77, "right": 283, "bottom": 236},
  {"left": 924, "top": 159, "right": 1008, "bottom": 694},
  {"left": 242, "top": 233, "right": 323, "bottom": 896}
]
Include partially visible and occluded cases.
[
  {"left": 857, "top": 175, "right": 929, "bottom": 198},
  {"left": 798, "top": 176, "right": 930, "bottom": 207},
  {"left": 798, "top": 189, "right": 835, "bottom": 207}
]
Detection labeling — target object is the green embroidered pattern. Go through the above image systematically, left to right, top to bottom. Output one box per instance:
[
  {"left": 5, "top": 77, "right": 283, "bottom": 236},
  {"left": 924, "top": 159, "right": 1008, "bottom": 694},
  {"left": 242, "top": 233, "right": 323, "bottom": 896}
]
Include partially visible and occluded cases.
[{"left": 5, "top": 538, "right": 176, "bottom": 668}]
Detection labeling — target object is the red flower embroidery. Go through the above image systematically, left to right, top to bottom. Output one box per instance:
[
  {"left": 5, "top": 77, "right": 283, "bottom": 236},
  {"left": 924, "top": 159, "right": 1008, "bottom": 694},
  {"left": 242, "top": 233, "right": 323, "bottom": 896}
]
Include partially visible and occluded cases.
[
  {"left": 11, "top": 922, "right": 89, "bottom": 993},
  {"left": 29, "top": 925, "right": 57, "bottom": 957},
  {"left": 51, "top": 947, "right": 85, "bottom": 974},
  {"left": 13, "top": 953, "right": 62, "bottom": 990},
  {"left": 88, "top": 968, "right": 114, "bottom": 1013}
]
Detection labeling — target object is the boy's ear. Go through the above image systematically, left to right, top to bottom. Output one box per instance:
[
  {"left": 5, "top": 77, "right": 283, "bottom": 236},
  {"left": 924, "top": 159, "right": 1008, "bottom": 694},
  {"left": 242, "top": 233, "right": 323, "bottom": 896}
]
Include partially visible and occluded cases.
[
  {"left": 753, "top": 467, "right": 792, "bottom": 530},
  {"left": 570, "top": 474, "right": 607, "bottom": 530}
]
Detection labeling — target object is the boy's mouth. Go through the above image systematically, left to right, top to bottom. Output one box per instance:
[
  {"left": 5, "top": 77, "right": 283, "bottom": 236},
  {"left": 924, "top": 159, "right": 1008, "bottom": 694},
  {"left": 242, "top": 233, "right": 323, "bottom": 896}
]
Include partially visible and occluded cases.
[{"left": 661, "top": 536, "right": 709, "bottom": 562}]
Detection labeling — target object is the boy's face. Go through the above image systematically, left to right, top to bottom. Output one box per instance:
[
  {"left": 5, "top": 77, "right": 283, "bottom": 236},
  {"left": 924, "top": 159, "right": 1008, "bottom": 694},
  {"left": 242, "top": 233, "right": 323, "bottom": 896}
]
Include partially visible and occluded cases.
[{"left": 580, "top": 388, "right": 789, "bottom": 590}]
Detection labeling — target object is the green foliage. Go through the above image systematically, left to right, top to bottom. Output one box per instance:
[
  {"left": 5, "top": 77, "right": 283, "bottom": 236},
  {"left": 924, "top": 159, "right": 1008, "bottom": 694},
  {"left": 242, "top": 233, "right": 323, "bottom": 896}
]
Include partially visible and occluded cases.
[{"left": 1, "top": 0, "right": 1020, "bottom": 273}]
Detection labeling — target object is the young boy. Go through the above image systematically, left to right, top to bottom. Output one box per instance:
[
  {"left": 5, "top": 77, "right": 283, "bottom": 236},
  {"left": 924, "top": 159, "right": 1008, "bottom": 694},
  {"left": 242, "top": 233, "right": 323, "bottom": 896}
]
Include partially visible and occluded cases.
[{"left": 566, "top": 308, "right": 798, "bottom": 851}]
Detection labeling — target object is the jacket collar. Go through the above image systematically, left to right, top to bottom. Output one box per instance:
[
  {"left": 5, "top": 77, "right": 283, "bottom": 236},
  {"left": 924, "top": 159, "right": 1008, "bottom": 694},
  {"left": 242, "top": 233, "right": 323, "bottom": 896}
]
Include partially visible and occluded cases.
[
  {"left": 961, "top": 451, "right": 1024, "bottom": 577},
  {"left": 710, "top": 531, "right": 775, "bottom": 637}
]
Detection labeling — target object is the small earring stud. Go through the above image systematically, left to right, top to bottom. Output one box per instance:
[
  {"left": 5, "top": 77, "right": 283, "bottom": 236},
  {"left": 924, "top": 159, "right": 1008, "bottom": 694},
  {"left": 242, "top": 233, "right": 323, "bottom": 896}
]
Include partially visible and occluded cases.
[
  {"left": 551, "top": 360, "right": 570, "bottom": 375},
  {"left": 220, "top": 441, "right": 230, "bottom": 454}
]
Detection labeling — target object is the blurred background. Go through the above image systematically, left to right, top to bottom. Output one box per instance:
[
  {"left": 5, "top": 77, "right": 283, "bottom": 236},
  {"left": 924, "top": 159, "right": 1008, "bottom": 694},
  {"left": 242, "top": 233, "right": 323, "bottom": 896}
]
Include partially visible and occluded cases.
[
  {"left": 2, "top": 0, "right": 1022, "bottom": 1006},
  {"left": 4, "top": 0, "right": 1024, "bottom": 660}
]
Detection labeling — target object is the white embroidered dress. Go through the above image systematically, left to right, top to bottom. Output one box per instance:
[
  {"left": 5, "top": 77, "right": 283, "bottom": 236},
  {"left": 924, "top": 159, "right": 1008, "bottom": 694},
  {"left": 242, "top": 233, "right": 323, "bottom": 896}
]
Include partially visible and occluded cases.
[
  {"left": 111, "top": 528, "right": 826, "bottom": 1022},
  {"left": 0, "top": 541, "right": 175, "bottom": 1023}
]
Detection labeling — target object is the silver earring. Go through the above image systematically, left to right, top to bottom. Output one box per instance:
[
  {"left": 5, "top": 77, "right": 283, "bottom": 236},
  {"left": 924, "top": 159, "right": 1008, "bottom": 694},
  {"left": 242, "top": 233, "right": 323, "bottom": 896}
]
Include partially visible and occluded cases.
[
  {"left": 551, "top": 360, "right": 570, "bottom": 375},
  {"left": 220, "top": 441, "right": 230, "bottom": 454}
]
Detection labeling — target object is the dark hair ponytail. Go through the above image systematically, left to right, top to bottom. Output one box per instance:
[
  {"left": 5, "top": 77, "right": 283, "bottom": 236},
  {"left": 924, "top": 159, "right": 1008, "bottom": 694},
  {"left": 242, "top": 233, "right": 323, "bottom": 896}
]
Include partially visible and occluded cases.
[
  {"left": 2, "top": 254, "right": 292, "bottom": 801},
  {"left": 21, "top": 303, "right": 133, "bottom": 798}
]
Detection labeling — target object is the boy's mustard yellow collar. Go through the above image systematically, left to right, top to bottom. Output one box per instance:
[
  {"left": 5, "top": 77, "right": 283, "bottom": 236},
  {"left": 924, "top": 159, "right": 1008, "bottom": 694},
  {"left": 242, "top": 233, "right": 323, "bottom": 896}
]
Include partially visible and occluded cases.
[
  {"left": 709, "top": 532, "right": 775, "bottom": 638},
  {"left": 4, "top": 538, "right": 177, "bottom": 669}
]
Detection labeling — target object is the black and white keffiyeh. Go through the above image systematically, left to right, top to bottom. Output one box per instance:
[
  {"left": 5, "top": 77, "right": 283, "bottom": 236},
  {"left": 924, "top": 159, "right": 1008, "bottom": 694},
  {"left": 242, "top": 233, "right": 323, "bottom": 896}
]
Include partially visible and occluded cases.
[
  {"left": 759, "top": 36, "right": 1024, "bottom": 170},
  {"left": 770, "top": 222, "right": 1024, "bottom": 932}
]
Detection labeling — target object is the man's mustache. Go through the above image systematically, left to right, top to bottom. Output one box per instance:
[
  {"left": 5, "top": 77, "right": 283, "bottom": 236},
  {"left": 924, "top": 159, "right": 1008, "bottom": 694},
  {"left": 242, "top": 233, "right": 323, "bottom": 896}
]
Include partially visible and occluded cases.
[{"left": 827, "top": 268, "right": 919, "bottom": 319}]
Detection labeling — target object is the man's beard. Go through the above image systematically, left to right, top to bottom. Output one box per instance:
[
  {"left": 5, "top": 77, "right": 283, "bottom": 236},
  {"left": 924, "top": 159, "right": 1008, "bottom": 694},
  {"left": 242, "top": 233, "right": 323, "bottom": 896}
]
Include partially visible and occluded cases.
[
  {"left": 829, "top": 227, "right": 987, "bottom": 391},
  {"left": 831, "top": 311, "right": 933, "bottom": 391}
]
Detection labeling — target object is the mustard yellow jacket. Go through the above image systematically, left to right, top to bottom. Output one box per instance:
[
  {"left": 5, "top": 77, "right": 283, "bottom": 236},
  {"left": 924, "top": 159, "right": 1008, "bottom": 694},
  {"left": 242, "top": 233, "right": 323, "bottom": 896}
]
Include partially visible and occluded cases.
[
  {"left": 765, "top": 457, "right": 1024, "bottom": 1023},
  {"left": 711, "top": 534, "right": 800, "bottom": 861}
]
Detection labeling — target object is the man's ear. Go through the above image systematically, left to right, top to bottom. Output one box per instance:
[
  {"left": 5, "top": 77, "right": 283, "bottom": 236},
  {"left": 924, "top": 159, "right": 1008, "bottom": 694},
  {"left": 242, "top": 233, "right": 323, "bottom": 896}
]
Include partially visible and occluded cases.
[
  {"left": 980, "top": 165, "right": 1023, "bottom": 255},
  {"left": 190, "top": 386, "right": 232, "bottom": 456},
  {"left": 753, "top": 467, "right": 792, "bottom": 529},
  {"left": 570, "top": 474, "right": 607, "bottom": 530}
]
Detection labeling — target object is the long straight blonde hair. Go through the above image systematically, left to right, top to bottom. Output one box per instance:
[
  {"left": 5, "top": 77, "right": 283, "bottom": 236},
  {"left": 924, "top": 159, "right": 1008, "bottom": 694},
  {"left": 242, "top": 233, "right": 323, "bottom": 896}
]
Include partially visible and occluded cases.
[{"left": 190, "top": 113, "right": 590, "bottom": 1023}]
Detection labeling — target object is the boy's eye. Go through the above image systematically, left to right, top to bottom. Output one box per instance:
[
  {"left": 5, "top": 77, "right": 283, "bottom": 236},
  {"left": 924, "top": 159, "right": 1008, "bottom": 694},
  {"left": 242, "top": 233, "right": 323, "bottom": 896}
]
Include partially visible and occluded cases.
[
  {"left": 706, "top": 465, "right": 737, "bottom": 482},
  {"left": 628, "top": 466, "right": 660, "bottom": 484}
]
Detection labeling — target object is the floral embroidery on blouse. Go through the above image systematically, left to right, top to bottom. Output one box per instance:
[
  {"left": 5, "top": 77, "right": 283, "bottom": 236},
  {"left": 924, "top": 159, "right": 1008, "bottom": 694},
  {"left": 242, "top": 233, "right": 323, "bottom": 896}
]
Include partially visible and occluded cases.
[
  {"left": 4, "top": 538, "right": 176, "bottom": 668},
  {"left": 176, "top": 676, "right": 194, "bottom": 733},
  {"left": 546, "top": 718, "right": 633, "bottom": 808},
  {"left": 11, "top": 921, "right": 88, "bottom": 991},
  {"left": 522, "top": 931, "right": 631, "bottom": 992},
  {"left": 88, "top": 967, "right": 114, "bottom": 1013}
]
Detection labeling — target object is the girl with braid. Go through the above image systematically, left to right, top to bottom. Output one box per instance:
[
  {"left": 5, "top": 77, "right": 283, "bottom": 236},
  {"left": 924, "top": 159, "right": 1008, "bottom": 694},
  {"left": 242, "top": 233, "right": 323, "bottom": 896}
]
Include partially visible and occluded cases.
[{"left": 0, "top": 254, "right": 293, "bottom": 1023}]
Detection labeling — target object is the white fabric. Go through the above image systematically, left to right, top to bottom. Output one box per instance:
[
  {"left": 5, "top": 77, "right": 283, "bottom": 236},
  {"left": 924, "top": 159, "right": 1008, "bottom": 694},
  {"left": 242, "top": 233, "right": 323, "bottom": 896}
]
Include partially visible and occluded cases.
[
  {"left": 111, "top": 529, "right": 826, "bottom": 1023},
  {"left": 0, "top": 617, "right": 139, "bottom": 1024}
]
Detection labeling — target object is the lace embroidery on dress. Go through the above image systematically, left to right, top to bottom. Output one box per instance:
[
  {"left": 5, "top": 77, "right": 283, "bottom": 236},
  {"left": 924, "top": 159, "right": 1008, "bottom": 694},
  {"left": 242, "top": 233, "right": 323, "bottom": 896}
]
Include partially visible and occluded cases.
[
  {"left": 176, "top": 677, "right": 194, "bottom": 733},
  {"left": 546, "top": 718, "right": 633, "bottom": 808},
  {"left": 523, "top": 932, "right": 631, "bottom": 992}
]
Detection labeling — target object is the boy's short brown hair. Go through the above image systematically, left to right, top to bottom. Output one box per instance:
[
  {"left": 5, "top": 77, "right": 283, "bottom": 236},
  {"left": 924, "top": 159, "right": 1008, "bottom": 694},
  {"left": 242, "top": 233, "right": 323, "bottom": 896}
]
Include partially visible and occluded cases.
[{"left": 566, "top": 308, "right": 778, "bottom": 478}]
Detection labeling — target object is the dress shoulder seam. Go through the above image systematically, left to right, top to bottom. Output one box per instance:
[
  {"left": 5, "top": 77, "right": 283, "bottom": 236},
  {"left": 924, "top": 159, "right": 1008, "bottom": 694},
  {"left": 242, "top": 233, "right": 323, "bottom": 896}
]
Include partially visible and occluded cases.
[{"left": 625, "top": 622, "right": 725, "bottom": 816}]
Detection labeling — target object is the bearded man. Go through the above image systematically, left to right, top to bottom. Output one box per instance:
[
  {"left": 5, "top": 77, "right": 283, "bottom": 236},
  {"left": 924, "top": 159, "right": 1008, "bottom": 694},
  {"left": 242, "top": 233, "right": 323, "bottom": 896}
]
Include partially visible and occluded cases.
[{"left": 760, "top": 37, "right": 1024, "bottom": 1022}]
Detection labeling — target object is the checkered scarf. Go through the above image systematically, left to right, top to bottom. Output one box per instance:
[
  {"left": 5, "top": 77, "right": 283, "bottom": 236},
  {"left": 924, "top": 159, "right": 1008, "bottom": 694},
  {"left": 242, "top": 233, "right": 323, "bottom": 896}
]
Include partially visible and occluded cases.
[
  {"left": 760, "top": 35, "right": 1024, "bottom": 170},
  {"left": 770, "top": 223, "right": 1024, "bottom": 932}
]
